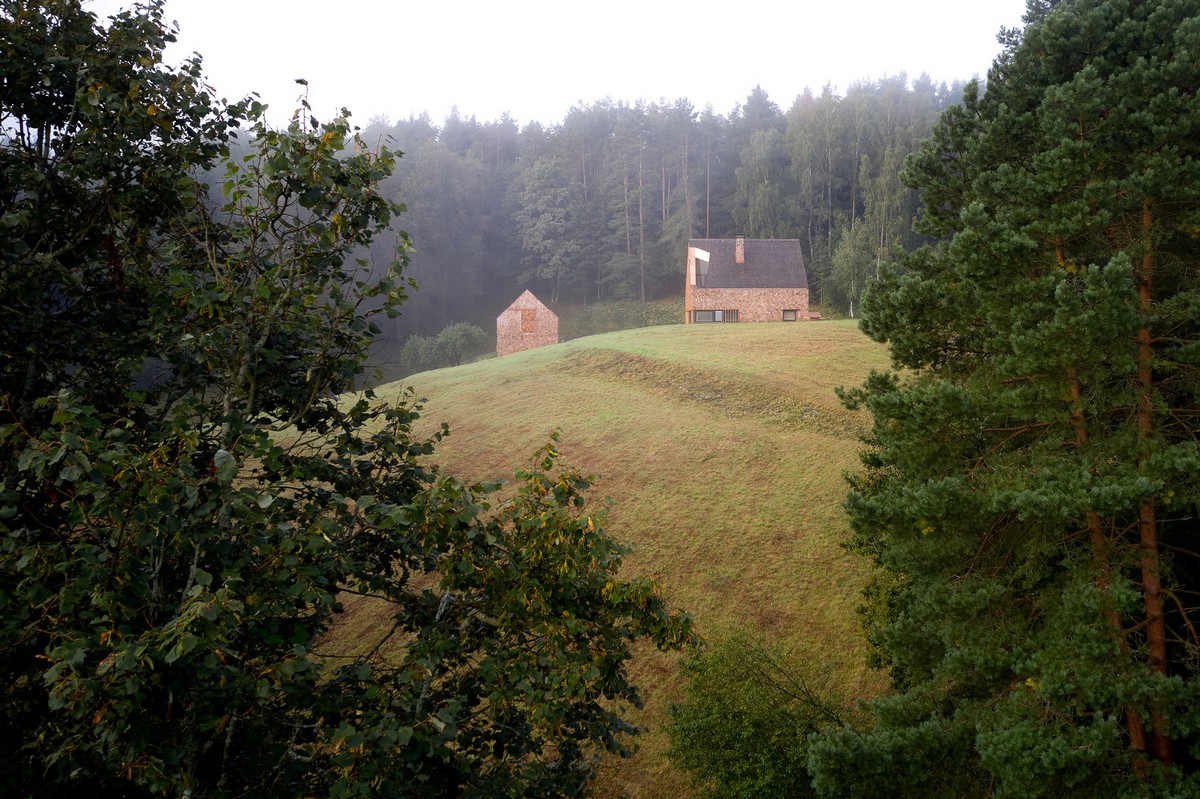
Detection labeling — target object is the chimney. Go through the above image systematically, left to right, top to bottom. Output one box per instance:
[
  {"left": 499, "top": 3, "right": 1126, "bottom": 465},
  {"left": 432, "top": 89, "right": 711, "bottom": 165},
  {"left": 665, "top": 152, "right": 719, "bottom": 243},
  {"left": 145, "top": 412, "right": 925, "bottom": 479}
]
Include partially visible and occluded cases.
[{"left": 735, "top": 235, "right": 745, "bottom": 265}]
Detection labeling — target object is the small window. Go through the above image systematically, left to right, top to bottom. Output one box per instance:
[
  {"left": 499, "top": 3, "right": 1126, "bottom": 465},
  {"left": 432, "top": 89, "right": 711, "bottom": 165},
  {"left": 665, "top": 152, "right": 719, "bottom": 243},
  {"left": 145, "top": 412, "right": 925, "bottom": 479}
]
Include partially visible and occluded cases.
[
  {"left": 521, "top": 309, "right": 537, "bottom": 332},
  {"left": 693, "top": 309, "right": 738, "bottom": 324},
  {"left": 782, "top": 309, "right": 798, "bottom": 322}
]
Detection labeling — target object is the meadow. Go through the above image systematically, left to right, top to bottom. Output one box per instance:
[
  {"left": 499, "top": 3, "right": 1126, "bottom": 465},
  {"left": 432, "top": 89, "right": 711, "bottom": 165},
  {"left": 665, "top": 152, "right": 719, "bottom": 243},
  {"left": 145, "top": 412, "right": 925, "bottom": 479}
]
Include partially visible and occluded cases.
[{"left": 364, "top": 319, "right": 892, "bottom": 797}]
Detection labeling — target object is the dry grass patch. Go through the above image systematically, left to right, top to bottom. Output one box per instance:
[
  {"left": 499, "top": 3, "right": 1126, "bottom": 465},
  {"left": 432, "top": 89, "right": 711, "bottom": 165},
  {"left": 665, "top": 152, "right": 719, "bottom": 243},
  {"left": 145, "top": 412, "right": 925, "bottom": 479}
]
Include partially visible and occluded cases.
[{"left": 355, "top": 320, "right": 891, "bottom": 798}]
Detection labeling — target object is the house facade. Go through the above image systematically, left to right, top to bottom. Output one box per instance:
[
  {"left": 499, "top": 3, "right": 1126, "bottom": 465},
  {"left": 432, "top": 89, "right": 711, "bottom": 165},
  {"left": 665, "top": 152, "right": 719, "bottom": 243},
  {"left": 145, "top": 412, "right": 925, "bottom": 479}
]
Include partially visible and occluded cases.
[
  {"left": 684, "top": 236, "right": 811, "bottom": 323},
  {"left": 496, "top": 290, "right": 559, "bottom": 356}
]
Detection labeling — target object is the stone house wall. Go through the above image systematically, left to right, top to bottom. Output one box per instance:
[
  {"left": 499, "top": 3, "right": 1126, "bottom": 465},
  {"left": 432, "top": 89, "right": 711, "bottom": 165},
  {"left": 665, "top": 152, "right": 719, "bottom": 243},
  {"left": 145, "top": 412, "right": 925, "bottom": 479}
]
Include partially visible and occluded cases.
[
  {"left": 686, "top": 287, "right": 810, "bottom": 322},
  {"left": 496, "top": 291, "right": 559, "bottom": 356}
]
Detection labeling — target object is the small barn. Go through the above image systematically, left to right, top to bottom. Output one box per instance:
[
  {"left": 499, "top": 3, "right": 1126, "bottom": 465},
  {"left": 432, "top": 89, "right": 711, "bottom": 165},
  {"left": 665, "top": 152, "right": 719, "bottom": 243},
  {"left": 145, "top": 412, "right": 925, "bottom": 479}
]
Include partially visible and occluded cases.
[
  {"left": 685, "top": 236, "right": 812, "bottom": 323},
  {"left": 496, "top": 290, "right": 559, "bottom": 356}
]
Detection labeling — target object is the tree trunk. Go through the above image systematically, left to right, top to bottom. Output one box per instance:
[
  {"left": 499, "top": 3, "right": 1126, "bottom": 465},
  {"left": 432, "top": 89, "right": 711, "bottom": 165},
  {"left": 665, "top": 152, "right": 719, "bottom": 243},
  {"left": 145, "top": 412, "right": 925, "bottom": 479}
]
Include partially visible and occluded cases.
[
  {"left": 682, "top": 126, "right": 693, "bottom": 239},
  {"left": 580, "top": 142, "right": 588, "bottom": 202},
  {"left": 705, "top": 142, "right": 712, "bottom": 238},
  {"left": 638, "top": 152, "right": 646, "bottom": 303},
  {"left": 661, "top": 163, "right": 668, "bottom": 223},
  {"left": 623, "top": 170, "right": 632, "bottom": 256},
  {"left": 1136, "top": 197, "right": 1171, "bottom": 766},
  {"left": 1056, "top": 234, "right": 1149, "bottom": 762},
  {"left": 1071, "top": 372, "right": 1149, "bottom": 760}
]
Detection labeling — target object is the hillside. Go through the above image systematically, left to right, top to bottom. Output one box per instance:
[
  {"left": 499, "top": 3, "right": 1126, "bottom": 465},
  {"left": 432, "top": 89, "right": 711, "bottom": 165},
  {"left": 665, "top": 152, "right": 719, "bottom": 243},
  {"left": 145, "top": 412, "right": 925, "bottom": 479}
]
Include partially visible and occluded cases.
[{"left": 368, "top": 320, "right": 892, "bottom": 797}]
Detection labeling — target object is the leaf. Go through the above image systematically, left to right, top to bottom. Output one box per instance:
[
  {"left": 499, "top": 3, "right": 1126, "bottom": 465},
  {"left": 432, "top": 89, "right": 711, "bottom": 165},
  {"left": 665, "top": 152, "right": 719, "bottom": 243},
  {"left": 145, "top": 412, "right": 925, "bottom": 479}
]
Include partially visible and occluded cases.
[{"left": 214, "top": 449, "right": 238, "bottom": 482}]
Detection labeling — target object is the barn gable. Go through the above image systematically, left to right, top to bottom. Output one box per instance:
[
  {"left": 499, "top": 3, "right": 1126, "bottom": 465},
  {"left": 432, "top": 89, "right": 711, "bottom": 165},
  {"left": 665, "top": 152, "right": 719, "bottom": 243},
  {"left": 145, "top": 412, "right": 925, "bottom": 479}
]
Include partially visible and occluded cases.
[{"left": 496, "top": 290, "right": 559, "bottom": 356}]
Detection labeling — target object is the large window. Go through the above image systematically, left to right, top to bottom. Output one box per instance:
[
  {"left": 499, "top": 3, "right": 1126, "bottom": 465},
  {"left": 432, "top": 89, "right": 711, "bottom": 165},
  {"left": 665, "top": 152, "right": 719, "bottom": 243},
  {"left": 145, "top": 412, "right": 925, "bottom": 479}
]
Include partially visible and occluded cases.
[
  {"left": 692, "top": 251, "right": 709, "bottom": 287},
  {"left": 693, "top": 309, "right": 739, "bottom": 323}
]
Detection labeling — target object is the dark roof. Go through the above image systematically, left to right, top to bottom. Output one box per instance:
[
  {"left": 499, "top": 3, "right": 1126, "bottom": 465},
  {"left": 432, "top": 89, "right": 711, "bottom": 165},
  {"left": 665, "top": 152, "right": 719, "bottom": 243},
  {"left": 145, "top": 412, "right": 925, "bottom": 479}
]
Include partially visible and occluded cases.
[{"left": 689, "top": 238, "right": 807, "bottom": 290}]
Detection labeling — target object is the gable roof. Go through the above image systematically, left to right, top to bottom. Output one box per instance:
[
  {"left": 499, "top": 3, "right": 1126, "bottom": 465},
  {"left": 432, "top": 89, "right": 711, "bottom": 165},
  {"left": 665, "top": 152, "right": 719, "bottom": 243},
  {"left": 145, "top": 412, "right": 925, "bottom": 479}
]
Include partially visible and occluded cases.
[
  {"left": 689, "top": 238, "right": 807, "bottom": 290},
  {"left": 500, "top": 289, "right": 558, "bottom": 318}
]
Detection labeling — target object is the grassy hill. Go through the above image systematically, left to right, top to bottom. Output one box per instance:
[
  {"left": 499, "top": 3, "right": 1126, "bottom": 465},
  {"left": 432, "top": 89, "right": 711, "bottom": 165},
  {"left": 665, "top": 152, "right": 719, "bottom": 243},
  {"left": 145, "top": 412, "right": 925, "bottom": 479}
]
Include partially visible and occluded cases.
[{"left": 366, "top": 319, "right": 891, "bottom": 797}]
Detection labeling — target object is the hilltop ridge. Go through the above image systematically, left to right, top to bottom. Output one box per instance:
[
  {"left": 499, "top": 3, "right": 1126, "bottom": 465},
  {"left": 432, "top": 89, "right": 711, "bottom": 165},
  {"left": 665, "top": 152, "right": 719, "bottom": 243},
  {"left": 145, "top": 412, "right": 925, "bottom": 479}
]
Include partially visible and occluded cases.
[{"left": 369, "top": 320, "right": 892, "bottom": 797}]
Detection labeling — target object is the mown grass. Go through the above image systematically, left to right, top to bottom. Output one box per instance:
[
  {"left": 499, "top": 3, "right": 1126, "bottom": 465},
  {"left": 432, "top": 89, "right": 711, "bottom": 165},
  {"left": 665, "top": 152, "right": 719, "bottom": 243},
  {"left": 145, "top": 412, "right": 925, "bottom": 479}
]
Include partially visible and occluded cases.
[{"left": 363, "top": 319, "right": 892, "bottom": 798}]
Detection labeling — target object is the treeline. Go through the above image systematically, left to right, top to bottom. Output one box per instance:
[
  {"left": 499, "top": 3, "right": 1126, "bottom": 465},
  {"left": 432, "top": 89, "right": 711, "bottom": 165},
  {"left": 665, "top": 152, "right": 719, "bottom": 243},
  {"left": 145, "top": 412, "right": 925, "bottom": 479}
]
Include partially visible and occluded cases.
[{"left": 358, "top": 76, "right": 967, "bottom": 350}]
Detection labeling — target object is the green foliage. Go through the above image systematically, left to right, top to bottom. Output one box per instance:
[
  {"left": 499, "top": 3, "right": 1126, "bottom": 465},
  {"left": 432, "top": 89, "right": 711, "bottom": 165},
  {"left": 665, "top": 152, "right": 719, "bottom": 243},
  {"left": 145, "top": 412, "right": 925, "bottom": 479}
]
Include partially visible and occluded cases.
[
  {"left": 812, "top": 1, "right": 1200, "bottom": 796},
  {"left": 0, "top": 3, "right": 693, "bottom": 796},
  {"left": 733, "top": 128, "right": 794, "bottom": 238},
  {"left": 515, "top": 156, "right": 585, "bottom": 305},
  {"left": 828, "top": 220, "right": 874, "bottom": 318},
  {"left": 556, "top": 297, "right": 684, "bottom": 341},
  {"left": 400, "top": 321, "right": 491, "bottom": 374},
  {"left": 433, "top": 321, "right": 490, "bottom": 365},
  {"left": 400, "top": 332, "right": 439, "bottom": 373},
  {"left": 666, "top": 634, "right": 851, "bottom": 799}
]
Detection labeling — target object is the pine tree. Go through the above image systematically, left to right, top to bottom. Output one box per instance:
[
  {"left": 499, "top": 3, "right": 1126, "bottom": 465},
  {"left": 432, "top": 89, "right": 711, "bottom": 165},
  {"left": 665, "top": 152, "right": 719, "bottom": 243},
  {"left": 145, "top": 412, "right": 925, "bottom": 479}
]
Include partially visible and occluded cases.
[{"left": 809, "top": 1, "right": 1200, "bottom": 795}]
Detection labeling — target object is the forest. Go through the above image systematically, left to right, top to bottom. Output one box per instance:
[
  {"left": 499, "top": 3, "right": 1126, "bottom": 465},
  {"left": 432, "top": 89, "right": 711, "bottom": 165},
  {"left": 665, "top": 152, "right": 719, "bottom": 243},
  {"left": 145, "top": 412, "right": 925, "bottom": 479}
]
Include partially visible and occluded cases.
[
  {"left": 8, "top": 0, "right": 1200, "bottom": 797},
  {"left": 349, "top": 77, "right": 967, "bottom": 354}
]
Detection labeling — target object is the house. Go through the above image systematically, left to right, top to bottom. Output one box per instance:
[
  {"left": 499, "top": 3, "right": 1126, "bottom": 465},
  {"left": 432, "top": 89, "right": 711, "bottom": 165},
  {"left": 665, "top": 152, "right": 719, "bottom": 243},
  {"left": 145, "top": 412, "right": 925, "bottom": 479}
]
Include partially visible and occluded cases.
[
  {"left": 684, "top": 236, "right": 812, "bottom": 323},
  {"left": 496, "top": 290, "right": 559, "bottom": 356}
]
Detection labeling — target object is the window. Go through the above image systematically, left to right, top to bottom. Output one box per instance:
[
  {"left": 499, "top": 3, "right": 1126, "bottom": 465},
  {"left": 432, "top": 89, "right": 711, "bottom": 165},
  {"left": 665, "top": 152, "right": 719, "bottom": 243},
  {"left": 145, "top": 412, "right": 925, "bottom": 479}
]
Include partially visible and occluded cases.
[
  {"left": 692, "top": 250, "right": 709, "bottom": 287},
  {"left": 521, "top": 309, "right": 537, "bottom": 332},
  {"left": 693, "top": 309, "right": 738, "bottom": 323},
  {"left": 782, "top": 309, "right": 798, "bottom": 321}
]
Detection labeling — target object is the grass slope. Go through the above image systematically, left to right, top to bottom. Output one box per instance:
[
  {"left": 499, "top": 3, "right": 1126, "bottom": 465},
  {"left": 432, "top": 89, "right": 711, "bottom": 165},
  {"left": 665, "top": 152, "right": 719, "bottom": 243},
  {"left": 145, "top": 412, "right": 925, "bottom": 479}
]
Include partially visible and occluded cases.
[{"left": 370, "top": 320, "right": 891, "bottom": 797}]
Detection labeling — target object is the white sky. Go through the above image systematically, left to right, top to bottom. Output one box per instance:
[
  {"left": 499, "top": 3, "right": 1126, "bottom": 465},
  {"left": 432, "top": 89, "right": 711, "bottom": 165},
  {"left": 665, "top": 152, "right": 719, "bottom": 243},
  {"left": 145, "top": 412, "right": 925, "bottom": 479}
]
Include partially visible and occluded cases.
[{"left": 85, "top": 0, "right": 1029, "bottom": 129}]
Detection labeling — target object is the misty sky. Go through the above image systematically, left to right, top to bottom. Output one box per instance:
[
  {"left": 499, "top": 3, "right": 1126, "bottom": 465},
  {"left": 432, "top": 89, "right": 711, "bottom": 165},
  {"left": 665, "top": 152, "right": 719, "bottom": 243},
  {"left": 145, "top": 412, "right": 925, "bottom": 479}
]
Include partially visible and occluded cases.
[{"left": 85, "top": 0, "right": 1028, "bottom": 128}]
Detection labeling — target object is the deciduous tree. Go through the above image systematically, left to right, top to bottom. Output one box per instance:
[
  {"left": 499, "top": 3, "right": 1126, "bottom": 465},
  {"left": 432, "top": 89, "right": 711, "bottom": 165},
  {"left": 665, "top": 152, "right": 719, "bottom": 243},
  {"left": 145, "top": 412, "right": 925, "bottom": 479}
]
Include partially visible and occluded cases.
[
  {"left": 0, "top": 3, "right": 693, "bottom": 796},
  {"left": 667, "top": 634, "right": 850, "bottom": 799}
]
